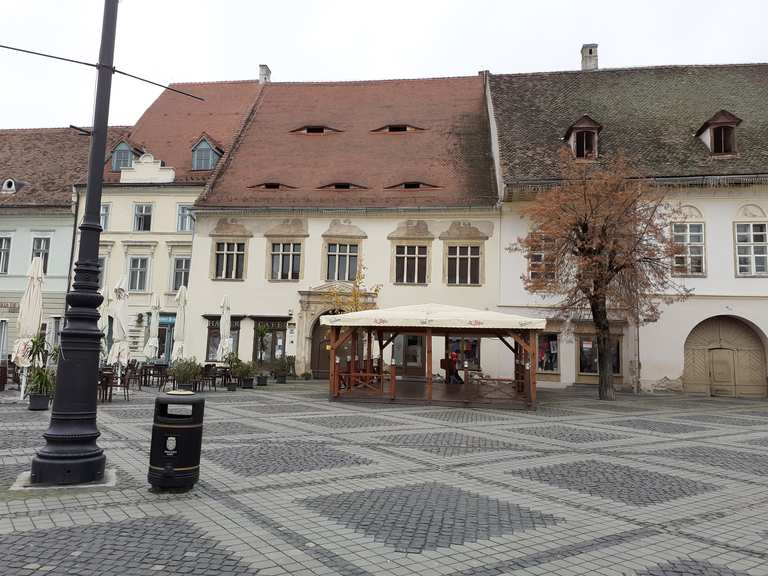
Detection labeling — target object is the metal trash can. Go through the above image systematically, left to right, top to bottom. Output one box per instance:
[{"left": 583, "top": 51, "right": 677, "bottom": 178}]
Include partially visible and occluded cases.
[{"left": 148, "top": 390, "right": 205, "bottom": 489}]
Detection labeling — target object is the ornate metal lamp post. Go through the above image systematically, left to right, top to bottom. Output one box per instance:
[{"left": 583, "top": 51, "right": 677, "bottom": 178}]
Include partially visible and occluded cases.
[{"left": 31, "top": 0, "right": 119, "bottom": 484}]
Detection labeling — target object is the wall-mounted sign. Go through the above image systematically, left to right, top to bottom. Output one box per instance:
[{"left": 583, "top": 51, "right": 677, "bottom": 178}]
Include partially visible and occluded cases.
[{"left": 0, "top": 301, "right": 20, "bottom": 315}]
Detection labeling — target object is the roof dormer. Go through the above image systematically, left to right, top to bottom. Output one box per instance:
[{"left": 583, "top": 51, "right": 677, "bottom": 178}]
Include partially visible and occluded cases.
[
  {"left": 696, "top": 110, "right": 741, "bottom": 156},
  {"left": 564, "top": 115, "right": 602, "bottom": 160},
  {"left": 371, "top": 124, "right": 425, "bottom": 133},
  {"left": 291, "top": 125, "right": 342, "bottom": 135},
  {"left": 192, "top": 136, "right": 223, "bottom": 171},
  {"left": 110, "top": 141, "right": 139, "bottom": 172},
  {"left": 385, "top": 181, "right": 438, "bottom": 190},
  {"left": 318, "top": 182, "right": 367, "bottom": 190}
]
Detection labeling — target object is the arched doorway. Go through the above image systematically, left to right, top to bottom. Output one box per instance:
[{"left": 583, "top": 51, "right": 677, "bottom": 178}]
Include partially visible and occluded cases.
[
  {"left": 310, "top": 309, "right": 344, "bottom": 379},
  {"left": 683, "top": 316, "right": 767, "bottom": 397}
]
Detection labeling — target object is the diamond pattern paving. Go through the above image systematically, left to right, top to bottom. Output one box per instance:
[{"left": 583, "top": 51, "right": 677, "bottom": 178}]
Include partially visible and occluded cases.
[
  {"left": 412, "top": 409, "right": 517, "bottom": 424},
  {"left": 677, "top": 414, "right": 768, "bottom": 427},
  {"left": 292, "top": 415, "right": 407, "bottom": 429},
  {"left": 604, "top": 418, "right": 710, "bottom": 434},
  {"left": 203, "top": 421, "right": 270, "bottom": 436},
  {"left": 509, "top": 424, "right": 630, "bottom": 443},
  {"left": 0, "top": 428, "right": 46, "bottom": 451},
  {"left": 381, "top": 431, "right": 525, "bottom": 456},
  {"left": 204, "top": 440, "right": 372, "bottom": 476},
  {"left": 651, "top": 446, "right": 768, "bottom": 476},
  {"left": 507, "top": 460, "right": 719, "bottom": 506},
  {"left": 300, "top": 481, "right": 560, "bottom": 553},
  {"left": 0, "top": 516, "right": 259, "bottom": 576},
  {"left": 635, "top": 559, "right": 752, "bottom": 576}
]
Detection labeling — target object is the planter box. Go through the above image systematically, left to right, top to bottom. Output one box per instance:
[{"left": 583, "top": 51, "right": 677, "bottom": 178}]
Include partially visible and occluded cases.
[
  {"left": 256, "top": 375, "right": 268, "bottom": 386},
  {"left": 274, "top": 375, "right": 287, "bottom": 384},
  {"left": 240, "top": 377, "right": 254, "bottom": 389},
  {"left": 178, "top": 382, "right": 194, "bottom": 391},
  {"left": 226, "top": 383, "right": 237, "bottom": 392},
  {"left": 28, "top": 394, "right": 50, "bottom": 411}
]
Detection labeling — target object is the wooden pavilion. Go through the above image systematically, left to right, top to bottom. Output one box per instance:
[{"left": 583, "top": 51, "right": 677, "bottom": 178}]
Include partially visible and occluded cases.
[{"left": 320, "top": 303, "right": 546, "bottom": 409}]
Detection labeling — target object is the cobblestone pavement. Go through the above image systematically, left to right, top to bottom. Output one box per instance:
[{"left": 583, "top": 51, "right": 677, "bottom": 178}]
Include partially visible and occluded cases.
[{"left": 1, "top": 383, "right": 768, "bottom": 575}]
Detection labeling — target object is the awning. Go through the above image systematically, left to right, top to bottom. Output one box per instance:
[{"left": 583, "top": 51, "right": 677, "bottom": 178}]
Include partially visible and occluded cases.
[{"left": 320, "top": 303, "right": 546, "bottom": 331}]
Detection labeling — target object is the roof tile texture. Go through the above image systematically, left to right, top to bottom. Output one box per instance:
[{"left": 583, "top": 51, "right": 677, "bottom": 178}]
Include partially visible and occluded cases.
[
  {"left": 489, "top": 64, "right": 768, "bottom": 184},
  {"left": 199, "top": 76, "right": 495, "bottom": 208}
]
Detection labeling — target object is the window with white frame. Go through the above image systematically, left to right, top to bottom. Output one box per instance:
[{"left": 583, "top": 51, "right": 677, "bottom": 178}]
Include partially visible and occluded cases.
[
  {"left": 192, "top": 140, "right": 219, "bottom": 171},
  {"left": 111, "top": 143, "right": 133, "bottom": 171},
  {"left": 99, "top": 204, "right": 110, "bottom": 231},
  {"left": 133, "top": 204, "right": 152, "bottom": 232},
  {"left": 176, "top": 205, "right": 194, "bottom": 232},
  {"left": 672, "top": 222, "right": 706, "bottom": 276},
  {"left": 735, "top": 223, "right": 768, "bottom": 276},
  {"left": 0, "top": 237, "right": 10, "bottom": 274},
  {"left": 32, "top": 237, "right": 50, "bottom": 274},
  {"left": 214, "top": 241, "right": 246, "bottom": 280},
  {"left": 271, "top": 242, "right": 301, "bottom": 281},
  {"left": 326, "top": 243, "right": 358, "bottom": 281},
  {"left": 447, "top": 244, "right": 481, "bottom": 285},
  {"left": 395, "top": 245, "right": 428, "bottom": 284},
  {"left": 128, "top": 256, "right": 149, "bottom": 291},
  {"left": 172, "top": 256, "right": 191, "bottom": 291}
]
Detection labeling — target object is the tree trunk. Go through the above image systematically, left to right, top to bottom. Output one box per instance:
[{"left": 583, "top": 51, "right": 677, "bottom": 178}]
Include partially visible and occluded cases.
[{"left": 590, "top": 296, "right": 615, "bottom": 401}]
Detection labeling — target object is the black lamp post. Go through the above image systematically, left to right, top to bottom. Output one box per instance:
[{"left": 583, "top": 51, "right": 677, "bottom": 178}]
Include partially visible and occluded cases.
[{"left": 31, "top": 0, "right": 119, "bottom": 484}]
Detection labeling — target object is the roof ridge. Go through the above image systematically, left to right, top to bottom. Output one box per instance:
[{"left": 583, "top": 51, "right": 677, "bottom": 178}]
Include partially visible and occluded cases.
[
  {"left": 491, "top": 62, "right": 768, "bottom": 79},
  {"left": 169, "top": 75, "right": 481, "bottom": 89},
  {"left": 168, "top": 79, "right": 261, "bottom": 87},
  {"left": 0, "top": 125, "right": 132, "bottom": 132}
]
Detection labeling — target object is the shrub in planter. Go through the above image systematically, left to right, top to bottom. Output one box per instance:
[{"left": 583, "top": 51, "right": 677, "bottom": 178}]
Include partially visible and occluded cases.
[
  {"left": 24, "top": 335, "right": 58, "bottom": 411},
  {"left": 272, "top": 357, "right": 291, "bottom": 384},
  {"left": 169, "top": 358, "right": 201, "bottom": 391},
  {"left": 232, "top": 361, "right": 256, "bottom": 389},
  {"left": 300, "top": 371, "right": 312, "bottom": 381}
]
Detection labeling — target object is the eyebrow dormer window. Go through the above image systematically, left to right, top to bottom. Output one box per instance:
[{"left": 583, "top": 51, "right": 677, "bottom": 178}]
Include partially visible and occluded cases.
[
  {"left": 696, "top": 110, "right": 741, "bottom": 156},
  {"left": 564, "top": 115, "right": 602, "bottom": 161},
  {"left": 371, "top": 124, "right": 425, "bottom": 133},
  {"left": 292, "top": 125, "right": 341, "bottom": 135},
  {"left": 192, "top": 138, "right": 221, "bottom": 170},
  {"left": 386, "top": 181, "right": 437, "bottom": 190},
  {"left": 319, "top": 182, "right": 366, "bottom": 190}
]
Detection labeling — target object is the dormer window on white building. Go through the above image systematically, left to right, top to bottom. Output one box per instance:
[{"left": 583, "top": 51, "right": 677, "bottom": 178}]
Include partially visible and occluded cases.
[
  {"left": 696, "top": 110, "right": 741, "bottom": 156},
  {"left": 564, "top": 115, "right": 602, "bottom": 160},
  {"left": 192, "top": 138, "right": 221, "bottom": 171},
  {"left": 111, "top": 142, "right": 134, "bottom": 171}
]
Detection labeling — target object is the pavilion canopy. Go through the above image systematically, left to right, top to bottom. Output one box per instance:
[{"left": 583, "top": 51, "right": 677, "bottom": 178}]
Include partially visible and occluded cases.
[{"left": 320, "top": 303, "right": 546, "bottom": 331}]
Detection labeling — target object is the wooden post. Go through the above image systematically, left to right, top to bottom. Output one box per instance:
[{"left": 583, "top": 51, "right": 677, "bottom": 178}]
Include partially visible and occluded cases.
[
  {"left": 330, "top": 327, "right": 338, "bottom": 398},
  {"left": 350, "top": 328, "right": 357, "bottom": 389},
  {"left": 366, "top": 328, "right": 373, "bottom": 374},
  {"left": 425, "top": 328, "right": 432, "bottom": 402},
  {"left": 527, "top": 332, "right": 537, "bottom": 409},
  {"left": 389, "top": 362, "right": 396, "bottom": 400}
]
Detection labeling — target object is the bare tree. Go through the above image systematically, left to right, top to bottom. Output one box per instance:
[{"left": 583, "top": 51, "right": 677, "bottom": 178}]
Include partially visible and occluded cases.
[{"left": 518, "top": 151, "right": 689, "bottom": 400}]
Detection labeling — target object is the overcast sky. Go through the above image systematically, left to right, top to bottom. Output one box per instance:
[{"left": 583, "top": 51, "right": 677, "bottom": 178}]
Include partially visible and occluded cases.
[{"left": 2, "top": 0, "right": 766, "bottom": 129}]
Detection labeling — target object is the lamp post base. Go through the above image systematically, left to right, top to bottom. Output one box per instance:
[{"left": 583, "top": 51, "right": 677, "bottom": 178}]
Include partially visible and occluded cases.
[{"left": 31, "top": 444, "right": 105, "bottom": 485}]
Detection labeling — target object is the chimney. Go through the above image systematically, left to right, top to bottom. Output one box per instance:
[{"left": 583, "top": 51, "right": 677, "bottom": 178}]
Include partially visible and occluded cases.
[
  {"left": 581, "top": 44, "right": 598, "bottom": 71},
  {"left": 259, "top": 64, "right": 271, "bottom": 84}
]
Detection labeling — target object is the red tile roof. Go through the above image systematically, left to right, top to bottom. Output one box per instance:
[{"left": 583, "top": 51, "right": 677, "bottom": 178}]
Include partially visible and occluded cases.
[
  {"left": 198, "top": 76, "right": 495, "bottom": 208},
  {"left": 103, "top": 80, "right": 263, "bottom": 184},
  {"left": 0, "top": 126, "right": 129, "bottom": 208}
]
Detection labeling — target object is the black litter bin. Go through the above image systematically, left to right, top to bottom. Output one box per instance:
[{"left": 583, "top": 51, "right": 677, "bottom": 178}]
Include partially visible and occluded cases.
[{"left": 148, "top": 390, "right": 205, "bottom": 489}]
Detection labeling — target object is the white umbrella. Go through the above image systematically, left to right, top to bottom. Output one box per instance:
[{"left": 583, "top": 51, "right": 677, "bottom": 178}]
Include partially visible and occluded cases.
[
  {"left": 12, "top": 257, "right": 44, "bottom": 399},
  {"left": 107, "top": 277, "right": 130, "bottom": 382},
  {"left": 171, "top": 285, "right": 187, "bottom": 361},
  {"left": 97, "top": 290, "right": 110, "bottom": 363},
  {"left": 142, "top": 295, "right": 160, "bottom": 360},
  {"left": 216, "top": 295, "right": 231, "bottom": 361}
]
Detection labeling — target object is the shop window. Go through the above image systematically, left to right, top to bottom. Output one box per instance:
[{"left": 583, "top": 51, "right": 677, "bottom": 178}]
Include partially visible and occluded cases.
[
  {"left": 205, "top": 317, "right": 240, "bottom": 362},
  {"left": 537, "top": 333, "right": 559, "bottom": 373},
  {"left": 447, "top": 335, "right": 481, "bottom": 371},
  {"left": 578, "top": 336, "right": 621, "bottom": 375}
]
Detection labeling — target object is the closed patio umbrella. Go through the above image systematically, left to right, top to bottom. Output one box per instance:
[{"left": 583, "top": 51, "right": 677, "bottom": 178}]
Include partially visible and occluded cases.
[
  {"left": 12, "top": 257, "right": 44, "bottom": 399},
  {"left": 107, "top": 277, "right": 130, "bottom": 382},
  {"left": 171, "top": 285, "right": 187, "bottom": 362},
  {"left": 97, "top": 291, "right": 110, "bottom": 364},
  {"left": 142, "top": 295, "right": 160, "bottom": 360},
  {"left": 216, "top": 295, "right": 231, "bottom": 361}
]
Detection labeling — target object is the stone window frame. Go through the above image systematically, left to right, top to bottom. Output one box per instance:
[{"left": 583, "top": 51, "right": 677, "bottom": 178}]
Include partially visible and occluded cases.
[
  {"left": 133, "top": 202, "right": 153, "bottom": 232},
  {"left": 99, "top": 203, "right": 111, "bottom": 231},
  {"left": 176, "top": 204, "right": 194, "bottom": 233},
  {"left": 671, "top": 221, "right": 707, "bottom": 277},
  {"left": 734, "top": 221, "right": 768, "bottom": 277},
  {"left": 0, "top": 233, "right": 12, "bottom": 275},
  {"left": 31, "top": 234, "right": 52, "bottom": 275},
  {"left": 322, "top": 237, "right": 364, "bottom": 283},
  {"left": 210, "top": 238, "right": 248, "bottom": 282},
  {"left": 265, "top": 238, "right": 304, "bottom": 283},
  {"left": 390, "top": 240, "right": 432, "bottom": 286},
  {"left": 442, "top": 240, "right": 485, "bottom": 287},
  {"left": 127, "top": 255, "right": 151, "bottom": 293},
  {"left": 170, "top": 255, "right": 192, "bottom": 292},
  {"left": 576, "top": 334, "right": 622, "bottom": 377}
]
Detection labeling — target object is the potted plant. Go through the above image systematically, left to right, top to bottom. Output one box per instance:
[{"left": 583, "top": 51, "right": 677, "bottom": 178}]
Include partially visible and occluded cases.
[
  {"left": 24, "top": 335, "right": 58, "bottom": 411},
  {"left": 272, "top": 357, "right": 290, "bottom": 384},
  {"left": 169, "top": 358, "right": 201, "bottom": 391},
  {"left": 232, "top": 360, "right": 256, "bottom": 389}
]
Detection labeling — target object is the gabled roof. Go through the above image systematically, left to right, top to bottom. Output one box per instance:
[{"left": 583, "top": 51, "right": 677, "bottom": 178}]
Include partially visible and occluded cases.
[
  {"left": 489, "top": 64, "right": 768, "bottom": 190},
  {"left": 197, "top": 76, "right": 495, "bottom": 209},
  {"left": 103, "top": 80, "right": 263, "bottom": 184},
  {"left": 694, "top": 109, "right": 742, "bottom": 137},
  {"left": 563, "top": 114, "right": 602, "bottom": 140},
  {"left": 0, "top": 126, "right": 129, "bottom": 208}
]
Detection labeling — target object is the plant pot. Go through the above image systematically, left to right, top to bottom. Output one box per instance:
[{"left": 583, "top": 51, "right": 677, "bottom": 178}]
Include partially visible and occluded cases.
[
  {"left": 256, "top": 375, "right": 268, "bottom": 386},
  {"left": 275, "top": 375, "right": 287, "bottom": 384},
  {"left": 240, "top": 377, "right": 254, "bottom": 389},
  {"left": 178, "top": 382, "right": 194, "bottom": 391},
  {"left": 226, "top": 382, "right": 237, "bottom": 392},
  {"left": 28, "top": 393, "right": 50, "bottom": 411}
]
